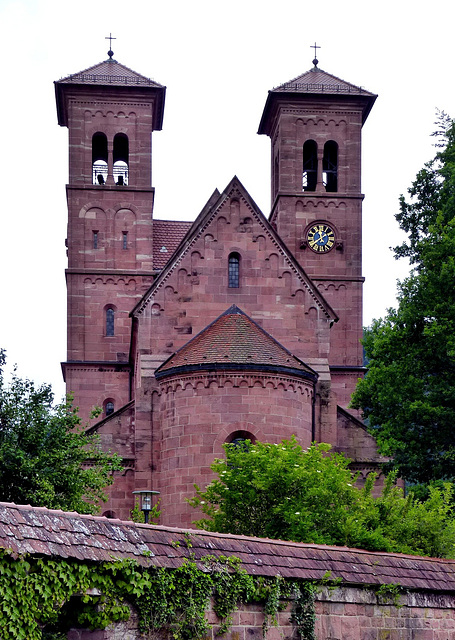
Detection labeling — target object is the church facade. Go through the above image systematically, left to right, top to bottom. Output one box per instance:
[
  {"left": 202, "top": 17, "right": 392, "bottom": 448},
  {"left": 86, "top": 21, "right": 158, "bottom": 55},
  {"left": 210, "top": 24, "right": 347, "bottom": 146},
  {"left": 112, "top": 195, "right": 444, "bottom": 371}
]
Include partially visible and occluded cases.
[{"left": 55, "top": 54, "right": 382, "bottom": 526}]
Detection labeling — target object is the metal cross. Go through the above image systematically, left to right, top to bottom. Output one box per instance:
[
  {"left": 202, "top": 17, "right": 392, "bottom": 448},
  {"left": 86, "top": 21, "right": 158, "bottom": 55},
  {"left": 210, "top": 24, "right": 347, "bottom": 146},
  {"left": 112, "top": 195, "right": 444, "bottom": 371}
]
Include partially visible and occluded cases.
[
  {"left": 105, "top": 33, "right": 116, "bottom": 58},
  {"left": 311, "top": 42, "right": 320, "bottom": 66},
  {"left": 311, "top": 42, "right": 321, "bottom": 58}
]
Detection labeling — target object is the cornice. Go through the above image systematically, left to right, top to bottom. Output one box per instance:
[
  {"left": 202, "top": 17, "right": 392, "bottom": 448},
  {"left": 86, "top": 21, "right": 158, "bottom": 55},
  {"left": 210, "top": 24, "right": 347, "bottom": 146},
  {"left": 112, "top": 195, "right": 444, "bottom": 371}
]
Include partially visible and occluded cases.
[
  {"left": 66, "top": 184, "right": 155, "bottom": 194},
  {"left": 65, "top": 268, "right": 155, "bottom": 276},
  {"left": 312, "top": 276, "right": 365, "bottom": 283}
]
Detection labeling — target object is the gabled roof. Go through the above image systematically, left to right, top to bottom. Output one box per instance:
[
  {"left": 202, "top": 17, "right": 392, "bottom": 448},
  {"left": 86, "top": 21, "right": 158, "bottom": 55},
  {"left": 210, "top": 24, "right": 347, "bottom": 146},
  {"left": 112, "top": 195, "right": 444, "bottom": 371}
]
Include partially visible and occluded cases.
[
  {"left": 55, "top": 58, "right": 166, "bottom": 129},
  {"left": 258, "top": 64, "right": 377, "bottom": 134},
  {"left": 131, "top": 176, "right": 337, "bottom": 323},
  {"left": 153, "top": 220, "right": 193, "bottom": 270},
  {"left": 155, "top": 305, "right": 317, "bottom": 380},
  {"left": 2, "top": 501, "right": 455, "bottom": 592}
]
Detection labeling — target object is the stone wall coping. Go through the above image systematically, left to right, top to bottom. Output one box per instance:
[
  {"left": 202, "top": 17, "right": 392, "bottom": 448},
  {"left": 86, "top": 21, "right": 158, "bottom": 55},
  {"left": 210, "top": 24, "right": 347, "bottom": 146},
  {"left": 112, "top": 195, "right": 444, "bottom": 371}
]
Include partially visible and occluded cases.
[{"left": 1, "top": 502, "right": 455, "bottom": 593}]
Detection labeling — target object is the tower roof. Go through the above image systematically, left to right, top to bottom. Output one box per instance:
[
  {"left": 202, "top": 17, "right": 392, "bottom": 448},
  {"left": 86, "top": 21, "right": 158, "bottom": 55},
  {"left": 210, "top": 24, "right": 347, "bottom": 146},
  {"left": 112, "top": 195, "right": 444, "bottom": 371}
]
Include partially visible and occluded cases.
[
  {"left": 55, "top": 58, "right": 166, "bottom": 128},
  {"left": 56, "top": 58, "right": 164, "bottom": 88},
  {"left": 258, "top": 65, "right": 377, "bottom": 134},
  {"left": 272, "top": 66, "right": 375, "bottom": 96},
  {"left": 155, "top": 305, "right": 317, "bottom": 381}
]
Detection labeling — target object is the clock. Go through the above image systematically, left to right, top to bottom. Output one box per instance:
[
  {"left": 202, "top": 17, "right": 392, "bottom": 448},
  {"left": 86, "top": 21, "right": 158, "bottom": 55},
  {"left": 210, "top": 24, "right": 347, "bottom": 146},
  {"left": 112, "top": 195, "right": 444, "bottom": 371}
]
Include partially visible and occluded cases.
[{"left": 306, "top": 223, "right": 335, "bottom": 253}]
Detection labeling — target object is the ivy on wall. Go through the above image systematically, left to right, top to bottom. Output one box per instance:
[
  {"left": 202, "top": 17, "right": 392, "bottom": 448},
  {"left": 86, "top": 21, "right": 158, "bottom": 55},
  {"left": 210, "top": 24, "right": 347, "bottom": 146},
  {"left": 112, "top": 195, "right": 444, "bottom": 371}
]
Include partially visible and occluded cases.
[{"left": 0, "top": 549, "right": 319, "bottom": 640}]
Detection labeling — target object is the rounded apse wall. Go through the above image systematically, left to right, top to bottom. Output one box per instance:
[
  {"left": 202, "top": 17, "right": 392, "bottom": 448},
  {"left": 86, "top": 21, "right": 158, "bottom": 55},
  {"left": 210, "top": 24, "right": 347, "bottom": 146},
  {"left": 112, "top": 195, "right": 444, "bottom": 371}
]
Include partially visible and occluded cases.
[{"left": 155, "top": 369, "right": 315, "bottom": 528}]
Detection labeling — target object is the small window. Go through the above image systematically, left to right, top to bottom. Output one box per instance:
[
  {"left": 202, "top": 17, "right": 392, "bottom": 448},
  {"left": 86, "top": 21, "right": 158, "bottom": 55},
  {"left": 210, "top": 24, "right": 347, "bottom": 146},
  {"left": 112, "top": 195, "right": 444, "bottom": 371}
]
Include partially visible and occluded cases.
[
  {"left": 302, "top": 140, "right": 317, "bottom": 191},
  {"left": 323, "top": 141, "right": 338, "bottom": 192},
  {"left": 93, "top": 231, "right": 98, "bottom": 249},
  {"left": 122, "top": 231, "right": 128, "bottom": 250},
  {"left": 228, "top": 253, "right": 240, "bottom": 288},
  {"left": 106, "top": 308, "right": 115, "bottom": 336},
  {"left": 105, "top": 401, "right": 114, "bottom": 416},
  {"left": 226, "top": 430, "right": 256, "bottom": 447}
]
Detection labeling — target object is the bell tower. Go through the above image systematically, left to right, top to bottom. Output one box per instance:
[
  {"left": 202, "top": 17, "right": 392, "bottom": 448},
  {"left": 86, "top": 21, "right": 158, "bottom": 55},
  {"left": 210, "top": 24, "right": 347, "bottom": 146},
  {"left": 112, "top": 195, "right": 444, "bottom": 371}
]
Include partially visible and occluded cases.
[
  {"left": 55, "top": 52, "right": 166, "bottom": 422},
  {"left": 258, "top": 57, "right": 376, "bottom": 409}
]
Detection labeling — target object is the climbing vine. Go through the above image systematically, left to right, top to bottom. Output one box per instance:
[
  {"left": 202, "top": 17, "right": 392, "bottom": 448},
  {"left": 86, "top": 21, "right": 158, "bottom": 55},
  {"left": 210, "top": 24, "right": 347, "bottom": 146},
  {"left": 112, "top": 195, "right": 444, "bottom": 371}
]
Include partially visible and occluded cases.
[{"left": 0, "top": 549, "right": 319, "bottom": 640}]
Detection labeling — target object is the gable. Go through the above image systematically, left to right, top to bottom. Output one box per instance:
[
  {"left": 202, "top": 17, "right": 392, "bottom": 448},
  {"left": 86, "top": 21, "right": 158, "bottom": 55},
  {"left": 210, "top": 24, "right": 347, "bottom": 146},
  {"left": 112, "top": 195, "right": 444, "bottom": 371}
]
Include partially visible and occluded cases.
[
  {"left": 132, "top": 177, "right": 337, "bottom": 367},
  {"left": 135, "top": 177, "right": 335, "bottom": 320}
]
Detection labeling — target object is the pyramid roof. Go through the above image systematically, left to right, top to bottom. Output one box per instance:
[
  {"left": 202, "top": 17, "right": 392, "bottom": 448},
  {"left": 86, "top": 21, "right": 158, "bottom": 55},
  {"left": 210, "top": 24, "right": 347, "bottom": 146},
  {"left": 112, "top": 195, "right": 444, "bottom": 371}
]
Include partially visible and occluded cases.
[
  {"left": 55, "top": 58, "right": 166, "bottom": 128},
  {"left": 56, "top": 58, "right": 164, "bottom": 88},
  {"left": 258, "top": 64, "right": 376, "bottom": 134},
  {"left": 272, "top": 66, "right": 375, "bottom": 96},
  {"left": 155, "top": 305, "right": 317, "bottom": 381}
]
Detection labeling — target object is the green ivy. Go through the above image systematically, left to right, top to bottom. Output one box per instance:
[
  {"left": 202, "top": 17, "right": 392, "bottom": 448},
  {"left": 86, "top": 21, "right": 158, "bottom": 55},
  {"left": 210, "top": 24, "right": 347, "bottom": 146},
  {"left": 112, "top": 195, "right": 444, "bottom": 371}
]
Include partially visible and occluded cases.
[{"left": 0, "top": 550, "right": 318, "bottom": 640}]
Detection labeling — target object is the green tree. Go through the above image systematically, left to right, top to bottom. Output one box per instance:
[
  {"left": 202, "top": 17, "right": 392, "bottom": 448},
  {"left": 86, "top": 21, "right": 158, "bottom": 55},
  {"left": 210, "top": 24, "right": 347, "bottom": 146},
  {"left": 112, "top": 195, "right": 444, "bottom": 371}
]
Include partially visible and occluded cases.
[
  {"left": 351, "top": 114, "right": 455, "bottom": 484},
  {"left": 0, "top": 350, "right": 122, "bottom": 513},
  {"left": 189, "top": 438, "right": 455, "bottom": 558}
]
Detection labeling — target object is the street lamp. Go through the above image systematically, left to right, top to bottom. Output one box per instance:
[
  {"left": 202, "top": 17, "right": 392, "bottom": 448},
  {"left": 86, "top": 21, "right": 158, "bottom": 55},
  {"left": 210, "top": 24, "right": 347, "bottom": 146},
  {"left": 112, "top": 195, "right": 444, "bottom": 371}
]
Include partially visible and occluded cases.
[{"left": 132, "top": 490, "right": 160, "bottom": 524}]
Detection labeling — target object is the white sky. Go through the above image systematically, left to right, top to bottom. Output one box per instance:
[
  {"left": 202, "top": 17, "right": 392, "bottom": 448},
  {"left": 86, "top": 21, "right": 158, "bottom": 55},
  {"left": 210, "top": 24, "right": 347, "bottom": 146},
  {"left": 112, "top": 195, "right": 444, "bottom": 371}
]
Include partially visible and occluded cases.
[{"left": 0, "top": 0, "right": 453, "bottom": 401}]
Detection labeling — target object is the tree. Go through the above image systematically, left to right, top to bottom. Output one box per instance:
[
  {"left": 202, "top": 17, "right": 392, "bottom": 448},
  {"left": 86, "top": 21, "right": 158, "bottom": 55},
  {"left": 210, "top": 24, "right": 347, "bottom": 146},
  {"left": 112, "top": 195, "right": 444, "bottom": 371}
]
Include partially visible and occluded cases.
[
  {"left": 351, "top": 114, "right": 455, "bottom": 484},
  {"left": 0, "top": 350, "right": 122, "bottom": 513},
  {"left": 189, "top": 438, "right": 455, "bottom": 558}
]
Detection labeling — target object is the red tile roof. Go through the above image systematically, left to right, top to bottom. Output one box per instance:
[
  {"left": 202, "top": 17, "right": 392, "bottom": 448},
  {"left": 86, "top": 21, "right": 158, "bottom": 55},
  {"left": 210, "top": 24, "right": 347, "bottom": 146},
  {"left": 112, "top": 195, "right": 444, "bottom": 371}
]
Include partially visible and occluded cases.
[
  {"left": 57, "top": 59, "right": 164, "bottom": 88},
  {"left": 272, "top": 66, "right": 375, "bottom": 96},
  {"left": 258, "top": 67, "right": 377, "bottom": 136},
  {"left": 153, "top": 219, "right": 192, "bottom": 270},
  {"left": 156, "top": 306, "right": 315, "bottom": 378},
  {"left": 1, "top": 501, "right": 455, "bottom": 591}
]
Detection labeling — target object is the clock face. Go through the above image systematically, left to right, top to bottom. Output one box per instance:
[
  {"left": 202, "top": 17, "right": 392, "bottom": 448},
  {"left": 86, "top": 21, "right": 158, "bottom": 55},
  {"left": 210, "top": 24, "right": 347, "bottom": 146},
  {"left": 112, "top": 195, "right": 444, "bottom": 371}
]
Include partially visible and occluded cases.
[{"left": 307, "top": 224, "right": 335, "bottom": 253}]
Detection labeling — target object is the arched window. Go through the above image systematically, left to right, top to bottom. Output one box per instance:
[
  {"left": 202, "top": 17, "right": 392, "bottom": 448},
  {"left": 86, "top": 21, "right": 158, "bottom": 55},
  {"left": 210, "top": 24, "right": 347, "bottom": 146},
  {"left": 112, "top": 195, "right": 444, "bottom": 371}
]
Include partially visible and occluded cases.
[
  {"left": 92, "top": 132, "right": 108, "bottom": 185},
  {"left": 113, "top": 133, "right": 129, "bottom": 186},
  {"left": 302, "top": 140, "right": 317, "bottom": 191},
  {"left": 323, "top": 141, "right": 338, "bottom": 192},
  {"left": 228, "top": 253, "right": 240, "bottom": 288},
  {"left": 106, "top": 307, "right": 115, "bottom": 336},
  {"left": 105, "top": 401, "right": 114, "bottom": 416},
  {"left": 226, "top": 430, "right": 256, "bottom": 447}
]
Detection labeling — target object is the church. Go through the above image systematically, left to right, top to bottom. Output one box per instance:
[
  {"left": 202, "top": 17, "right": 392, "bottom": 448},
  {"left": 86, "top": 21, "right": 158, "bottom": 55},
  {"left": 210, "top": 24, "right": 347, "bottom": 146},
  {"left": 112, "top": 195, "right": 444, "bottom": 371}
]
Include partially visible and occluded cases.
[{"left": 54, "top": 50, "right": 383, "bottom": 527}]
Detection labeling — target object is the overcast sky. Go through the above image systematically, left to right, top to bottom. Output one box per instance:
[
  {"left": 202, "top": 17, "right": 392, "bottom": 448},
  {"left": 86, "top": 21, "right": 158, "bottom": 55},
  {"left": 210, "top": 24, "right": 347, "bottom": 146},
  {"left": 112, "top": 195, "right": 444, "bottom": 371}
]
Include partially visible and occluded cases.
[{"left": 0, "top": 0, "right": 453, "bottom": 401}]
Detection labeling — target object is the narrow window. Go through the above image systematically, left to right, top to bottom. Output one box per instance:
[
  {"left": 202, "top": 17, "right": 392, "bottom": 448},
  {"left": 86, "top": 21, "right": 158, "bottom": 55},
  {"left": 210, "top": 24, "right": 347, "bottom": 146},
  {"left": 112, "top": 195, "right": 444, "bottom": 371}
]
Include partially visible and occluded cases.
[
  {"left": 92, "top": 132, "right": 108, "bottom": 185},
  {"left": 113, "top": 133, "right": 129, "bottom": 186},
  {"left": 302, "top": 140, "right": 317, "bottom": 191},
  {"left": 323, "top": 141, "right": 338, "bottom": 192},
  {"left": 273, "top": 153, "right": 279, "bottom": 197},
  {"left": 93, "top": 231, "right": 98, "bottom": 249},
  {"left": 122, "top": 231, "right": 128, "bottom": 250},
  {"left": 228, "top": 253, "right": 240, "bottom": 288},
  {"left": 106, "top": 308, "right": 115, "bottom": 336},
  {"left": 105, "top": 401, "right": 114, "bottom": 416}
]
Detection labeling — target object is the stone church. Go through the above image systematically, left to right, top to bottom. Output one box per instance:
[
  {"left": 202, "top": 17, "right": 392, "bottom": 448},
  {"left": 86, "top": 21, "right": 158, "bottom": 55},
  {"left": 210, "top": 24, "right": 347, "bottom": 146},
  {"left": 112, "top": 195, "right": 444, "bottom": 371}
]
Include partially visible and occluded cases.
[{"left": 55, "top": 51, "right": 383, "bottom": 527}]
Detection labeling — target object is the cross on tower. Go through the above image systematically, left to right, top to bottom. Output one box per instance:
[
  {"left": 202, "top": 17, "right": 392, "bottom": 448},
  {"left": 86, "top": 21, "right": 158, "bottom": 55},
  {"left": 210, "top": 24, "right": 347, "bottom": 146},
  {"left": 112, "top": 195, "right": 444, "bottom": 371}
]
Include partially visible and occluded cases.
[
  {"left": 105, "top": 33, "right": 116, "bottom": 59},
  {"left": 311, "top": 42, "right": 320, "bottom": 67}
]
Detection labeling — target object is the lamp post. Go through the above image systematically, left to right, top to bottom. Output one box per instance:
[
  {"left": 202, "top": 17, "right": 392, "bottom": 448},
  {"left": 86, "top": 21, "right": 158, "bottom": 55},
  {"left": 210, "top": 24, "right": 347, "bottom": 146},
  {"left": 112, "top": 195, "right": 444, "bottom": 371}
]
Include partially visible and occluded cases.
[{"left": 132, "top": 490, "right": 160, "bottom": 524}]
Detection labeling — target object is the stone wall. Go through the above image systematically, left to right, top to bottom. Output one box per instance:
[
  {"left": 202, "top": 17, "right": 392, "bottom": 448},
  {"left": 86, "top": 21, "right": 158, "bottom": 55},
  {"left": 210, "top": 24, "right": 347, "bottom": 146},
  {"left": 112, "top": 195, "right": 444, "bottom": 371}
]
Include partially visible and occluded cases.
[{"left": 68, "top": 587, "right": 455, "bottom": 640}]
